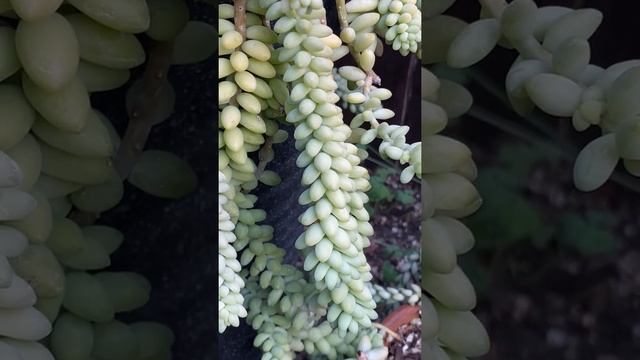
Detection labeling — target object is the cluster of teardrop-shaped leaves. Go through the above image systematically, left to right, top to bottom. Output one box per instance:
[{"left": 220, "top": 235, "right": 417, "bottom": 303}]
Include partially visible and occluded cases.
[
  {"left": 0, "top": 0, "right": 216, "bottom": 358},
  {"left": 217, "top": 0, "right": 291, "bottom": 336},
  {"left": 217, "top": 0, "right": 428, "bottom": 358},
  {"left": 427, "top": 0, "right": 640, "bottom": 192},
  {"left": 421, "top": 59, "right": 490, "bottom": 359},
  {"left": 333, "top": 66, "right": 421, "bottom": 184}
]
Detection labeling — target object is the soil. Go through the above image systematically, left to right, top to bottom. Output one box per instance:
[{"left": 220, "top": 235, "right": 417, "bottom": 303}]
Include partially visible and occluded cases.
[
  {"left": 432, "top": 0, "right": 640, "bottom": 360},
  {"left": 440, "top": 3, "right": 640, "bottom": 359},
  {"left": 468, "top": 153, "right": 640, "bottom": 360},
  {"left": 365, "top": 173, "right": 421, "bottom": 286},
  {"left": 386, "top": 318, "right": 422, "bottom": 360}
]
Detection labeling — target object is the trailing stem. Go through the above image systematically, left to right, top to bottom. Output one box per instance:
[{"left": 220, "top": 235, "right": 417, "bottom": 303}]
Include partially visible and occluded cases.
[
  {"left": 234, "top": 0, "right": 247, "bottom": 38},
  {"left": 334, "top": 0, "right": 380, "bottom": 95},
  {"left": 335, "top": 0, "right": 349, "bottom": 30},
  {"left": 72, "top": 41, "right": 175, "bottom": 226},
  {"left": 115, "top": 41, "right": 175, "bottom": 180},
  {"left": 398, "top": 56, "right": 418, "bottom": 125},
  {"left": 256, "top": 137, "right": 274, "bottom": 177}
]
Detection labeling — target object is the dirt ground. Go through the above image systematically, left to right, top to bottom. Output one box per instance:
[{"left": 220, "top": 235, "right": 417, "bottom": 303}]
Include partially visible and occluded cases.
[{"left": 470, "top": 152, "right": 640, "bottom": 360}]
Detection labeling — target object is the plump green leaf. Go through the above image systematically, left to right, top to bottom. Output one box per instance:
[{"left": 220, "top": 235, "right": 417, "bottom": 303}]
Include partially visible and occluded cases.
[{"left": 128, "top": 150, "right": 197, "bottom": 199}]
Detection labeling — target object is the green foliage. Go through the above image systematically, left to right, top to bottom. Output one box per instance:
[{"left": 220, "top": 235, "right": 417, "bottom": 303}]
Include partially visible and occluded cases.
[
  {"left": 462, "top": 142, "right": 619, "bottom": 299},
  {"left": 467, "top": 142, "right": 617, "bottom": 254},
  {"left": 467, "top": 143, "right": 550, "bottom": 250},
  {"left": 367, "top": 167, "right": 417, "bottom": 206},
  {"left": 368, "top": 168, "right": 395, "bottom": 203},
  {"left": 395, "top": 189, "right": 416, "bottom": 205},
  {"left": 558, "top": 211, "right": 619, "bottom": 256},
  {"left": 380, "top": 241, "right": 410, "bottom": 259},
  {"left": 381, "top": 261, "right": 399, "bottom": 284}
]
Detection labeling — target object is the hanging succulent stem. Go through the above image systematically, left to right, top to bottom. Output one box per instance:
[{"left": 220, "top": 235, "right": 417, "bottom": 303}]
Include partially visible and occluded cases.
[
  {"left": 234, "top": 0, "right": 247, "bottom": 38},
  {"left": 334, "top": 0, "right": 380, "bottom": 94},
  {"left": 335, "top": 0, "right": 349, "bottom": 30},
  {"left": 114, "top": 41, "right": 174, "bottom": 180},
  {"left": 70, "top": 42, "right": 175, "bottom": 226},
  {"left": 398, "top": 56, "right": 418, "bottom": 125},
  {"left": 363, "top": 70, "right": 381, "bottom": 95},
  {"left": 256, "top": 137, "right": 274, "bottom": 177}
]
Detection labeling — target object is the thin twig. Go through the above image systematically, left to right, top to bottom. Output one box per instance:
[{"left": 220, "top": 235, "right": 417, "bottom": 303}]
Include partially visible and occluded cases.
[
  {"left": 234, "top": 0, "right": 247, "bottom": 39},
  {"left": 335, "top": 0, "right": 349, "bottom": 30},
  {"left": 72, "top": 41, "right": 175, "bottom": 226},
  {"left": 114, "top": 42, "right": 175, "bottom": 180},
  {"left": 398, "top": 56, "right": 417, "bottom": 125},
  {"left": 467, "top": 69, "right": 557, "bottom": 140},
  {"left": 468, "top": 69, "right": 640, "bottom": 194},
  {"left": 362, "top": 70, "right": 381, "bottom": 95},
  {"left": 467, "top": 106, "right": 563, "bottom": 156},
  {"left": 256, "top": 137, "right": 274, "bottom": 178},
  {"left": 367, "top": 145, "right": 398, "bottom": 168},
  {"left": 364, "top": 156, "right": 420, "bottom": 185},
  {"left": 365, "top": 156, "right": 398, "bottom": 172},
  {"left": 372, "top": 323, "right": 402, "bottom": 342}
]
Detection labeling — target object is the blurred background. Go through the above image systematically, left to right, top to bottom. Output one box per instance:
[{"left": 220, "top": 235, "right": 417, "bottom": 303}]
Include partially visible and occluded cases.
[
  {"left": 436, "top": 1, "right": 640, "bottom": 359},
  {"left": 89, "top": 2, "right": 217, "bottom": 359}
]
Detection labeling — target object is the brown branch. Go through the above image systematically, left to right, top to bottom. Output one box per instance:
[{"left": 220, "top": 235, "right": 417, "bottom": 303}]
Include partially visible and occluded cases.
[
  {"left": 234, "top": 0, "right": 247, "bottom": 38},
  {"left": 335, "top": 0, "right": 349, "bottom": 30},
  {"left": 71, "top": 41, "right": 174, "bottom": 225},
  {"left": 114, "top": 42, "right": 174, "bottom": 180},
  {"left": 398, "top": 56, "right": 417, "bottom": 125},
  {"left": 363, "top": 70, "right": 381, "bottom": 95},
  {"left": 256, "top": 137, "right": 274, "bottom": 178}
]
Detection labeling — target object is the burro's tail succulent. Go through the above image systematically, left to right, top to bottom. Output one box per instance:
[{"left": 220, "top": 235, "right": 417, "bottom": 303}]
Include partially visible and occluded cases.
[
  {"left": 218, "top": 0, "right": 423, "bottom": 357},
  {"left": 0, "top": 151, "right": 53, "bottom": 358}
]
